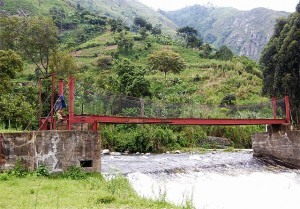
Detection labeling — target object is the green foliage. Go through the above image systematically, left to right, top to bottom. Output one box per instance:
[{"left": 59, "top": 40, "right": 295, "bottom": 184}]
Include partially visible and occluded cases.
[
  {"left": 260, "top": 12, "right": 300, "bottom": 123},
  {"left": 0, "top": 16, "right": 59, "bottom": 76},
  {"left": 133, "top": 17, "right": 153, "bottom": 31},
  {"left": 177, "top": 26, "right": 202, "bottom": 48},
  {"left": 114, "top": 32, "right": 134, "bottom": 53},
  {"left": 214, "top": 45, "right": 234, "bottom": 61},
  {"left": 148, "top": 49, "right": 186, "bottom": 78},
  {"left": 0, "top": 50, "right": 23, "bottom": 94},
  {"left": 96, "top": 55, "right": 113, "bottom": 70},
  {"left": 114, "top": 58, "right": 151, "bottom": 97},
  {"left": 0, "top": 93, "right": 36, "bottom": 129},
  {"left": 220, "top": 94, "right": 236, "bottom": 106},
  {"left": 102, "top": 125, "right": 209, "bottom": 152},
  {"left": 205, "top": 125, "right": 263, "bottom": 148},
  {"left": 12, "top": 158, "right": 27, "bottom": 177},
  {"left": 34, "top": 164, "right": 50, "bottom": 177},
  {"left": 62, "top": 165, "right": 87, "bottom": 180},
  {"left": 0, "top": 172, "right": 10, "bottom": 181},
  {"left": 0, "top": 172, "right": 179, "bottom": 208},
  {"left": 95, "top": 195, "right": 116, "bottom": 204}
]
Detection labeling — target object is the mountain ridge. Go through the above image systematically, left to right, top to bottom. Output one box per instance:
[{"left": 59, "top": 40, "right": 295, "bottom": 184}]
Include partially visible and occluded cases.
[{"left": 161, "top": 4, "right": 290, "bottom": 60}]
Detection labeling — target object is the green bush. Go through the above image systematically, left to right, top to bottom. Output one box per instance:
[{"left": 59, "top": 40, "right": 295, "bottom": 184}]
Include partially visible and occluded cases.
[
  {"left": 12, "top": 158, "right": 27, "bottom": 177},
  {"left": 35, "top": 164, "right": 50, "bottom": 177},
  {"left": 62, "top": 165, "right": 87, "bottom": 180},
  {"left": 0, "top": 172, "right": 9, "bottom": 181},
  {"left": 96, "top": 195, "right": 116, "bottom": 204}
]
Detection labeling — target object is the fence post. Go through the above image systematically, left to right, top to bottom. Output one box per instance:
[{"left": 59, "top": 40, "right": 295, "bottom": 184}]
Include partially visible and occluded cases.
[
  {"left": 68, "top": 76, "right": 75, "bottom": 130},
  {"left": 285, "top": 96, "right": 291, "bottom": 123},
  {"left": 272, "top": 97, "right": 277, "bottom": 119},
  {"left": 140, "top": 99, "right": 145, "bottom": 117}
]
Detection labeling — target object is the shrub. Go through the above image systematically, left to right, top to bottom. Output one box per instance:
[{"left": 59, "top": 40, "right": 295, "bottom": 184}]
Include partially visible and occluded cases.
[
  {"left": 96, "top": 55, "right": 113, "bottom": 69},
  {"left": 12, "top": 158, "right": 27, "bottom": 177},
  {"left": 35, "top": 164, "right": 50, "bottom": 177},
  {"left": 62, "top": 165, "right": 86, "bottom": 180},
  {"left": 0, "top": 172, "right": 9, "bottom": 181},
  {"left": 96, "top": 195, "right": 116, "bottom": 204}
]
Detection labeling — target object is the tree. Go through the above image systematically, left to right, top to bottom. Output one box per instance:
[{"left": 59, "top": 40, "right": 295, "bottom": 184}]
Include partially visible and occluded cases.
[
  {"left": 297, "top": 2, "right": 300, "bottom": 13},
  {"left": 49, "top": 7, "right": 66, "bottom": 29},
  {"left": 260, "top": 11, "right": 300, "bottom": 123},
  {"left": 0, "top": 16, "right": 59, "bottom": 77},
  {"left": 133, "top": 17, "right": 152, "bottom": 31},
  {"left": 177, "top": 26, "right": 202, "bottom": 48},
  {"left": 114, "top": 32, "right": 134, "bottom": 53},
  {"left": 199, "top": 43, "right": 213, "bottom": 58},
  {"left": 214, "top": 45, "right": 234, "bottom": 61},
  {"left": 147, "top": 49, "right": 186, "bottom": 99},
  {"left": 148, "top": 49, "right": 186, "bottom": 79},
  {"left": 0, "top": 50, "right": 23, "bottom": 94},
  {"left": 49, "top": 50, "right": 77, "bottom": 77},
  {"left": 114, "top": 59, "right": 151, "bottom": 97}
]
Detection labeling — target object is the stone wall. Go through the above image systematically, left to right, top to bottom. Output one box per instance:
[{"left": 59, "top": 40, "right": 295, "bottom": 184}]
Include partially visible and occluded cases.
[
  {"left": 252, "top": 124, "right": 300, "bottom": 168},
  {"left": 0, "top": 131, "right": 101, "bottom": 173}
]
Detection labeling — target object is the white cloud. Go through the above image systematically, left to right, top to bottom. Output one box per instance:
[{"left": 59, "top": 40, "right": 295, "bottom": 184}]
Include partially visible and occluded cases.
[{"left": 137, "top": 0, "right": 299, "bottom": 12}]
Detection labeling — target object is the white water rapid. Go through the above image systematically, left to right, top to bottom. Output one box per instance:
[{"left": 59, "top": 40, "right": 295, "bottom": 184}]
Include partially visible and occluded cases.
[{"left": 102, "top": 151, "right": 300, "bottom": 209}]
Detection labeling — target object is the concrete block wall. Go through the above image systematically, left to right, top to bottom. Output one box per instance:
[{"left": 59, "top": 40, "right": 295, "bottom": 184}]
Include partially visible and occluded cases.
[
  {"left": 252, "top": 125, "right": 300, "bottom": 168},
  {"left": 0, "top": 131, "right": 101, "bottom": 173}
]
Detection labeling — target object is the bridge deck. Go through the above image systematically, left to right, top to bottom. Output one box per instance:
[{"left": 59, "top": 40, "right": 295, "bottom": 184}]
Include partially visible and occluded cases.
[{"left": 69, "top": 115, "right": 287, "bottom": 125}]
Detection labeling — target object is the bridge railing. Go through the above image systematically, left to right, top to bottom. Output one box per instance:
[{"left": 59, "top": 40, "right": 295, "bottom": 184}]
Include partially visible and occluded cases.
[{"left": 73, "top": 81, "right": 286, "bottom": 120}]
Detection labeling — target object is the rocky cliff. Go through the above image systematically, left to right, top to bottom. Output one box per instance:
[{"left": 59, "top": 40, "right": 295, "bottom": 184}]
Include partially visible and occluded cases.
[{"left": 162, "top": 5, "right": 290, "bottom": 60}]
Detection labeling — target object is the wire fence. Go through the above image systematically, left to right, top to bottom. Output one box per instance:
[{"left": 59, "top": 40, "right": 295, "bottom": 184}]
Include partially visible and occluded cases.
[{"left": 73, "top": 81, "right": 287, "bottom": 120}]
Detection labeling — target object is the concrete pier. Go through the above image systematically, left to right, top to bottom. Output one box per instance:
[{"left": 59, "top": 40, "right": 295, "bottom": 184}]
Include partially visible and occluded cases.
[
  {"left": 252, "top": 124, "right": 300, "bottom": 168},
  {"left": 0, "top": 131, "right": 101, "bottom": 172}
]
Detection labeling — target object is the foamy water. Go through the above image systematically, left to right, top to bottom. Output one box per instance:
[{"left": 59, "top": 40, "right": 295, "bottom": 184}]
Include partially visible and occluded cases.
[
  {"left": 102, "top": 152, "right": 300, "bottom": 209},
  {"left": 127, "top": 171, "right": 300, "bottom": 209}
]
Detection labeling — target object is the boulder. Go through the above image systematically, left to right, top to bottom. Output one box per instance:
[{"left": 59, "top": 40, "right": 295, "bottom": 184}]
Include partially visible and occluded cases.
[
  {"left": 102, "top": 149, "right": 110, "bottom": 155},
  {"left": 110, "top": 152, "right": 121, "bottom": 156}
]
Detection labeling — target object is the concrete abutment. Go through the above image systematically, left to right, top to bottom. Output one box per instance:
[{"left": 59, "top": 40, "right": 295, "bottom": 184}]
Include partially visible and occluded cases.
[
  {"left": 252, "top": 124, "right": 300, "bottom": 168},
  {"left": 0, "top": 131, "right": 101, "bottom": 173}
]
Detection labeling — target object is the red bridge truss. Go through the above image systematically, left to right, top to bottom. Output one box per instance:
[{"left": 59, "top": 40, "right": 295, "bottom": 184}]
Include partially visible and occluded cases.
[{"left": 39, "top": 75, "right": 291, "bottom": 132}]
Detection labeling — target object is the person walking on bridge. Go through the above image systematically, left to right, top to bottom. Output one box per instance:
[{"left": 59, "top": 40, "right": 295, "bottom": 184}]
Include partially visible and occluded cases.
[{"left": 54, "top": 95, "right": 66, "bottom": 124}]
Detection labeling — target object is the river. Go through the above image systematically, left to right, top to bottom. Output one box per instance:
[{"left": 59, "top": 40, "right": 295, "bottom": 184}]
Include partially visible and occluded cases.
[{"left": 102, "top": 150, "right": 300, "bottom": 209}]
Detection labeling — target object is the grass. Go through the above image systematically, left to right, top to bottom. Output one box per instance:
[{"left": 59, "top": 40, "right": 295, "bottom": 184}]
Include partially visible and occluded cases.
[{"left": 0, "top": 173, "right": 180, "bottom": 209}]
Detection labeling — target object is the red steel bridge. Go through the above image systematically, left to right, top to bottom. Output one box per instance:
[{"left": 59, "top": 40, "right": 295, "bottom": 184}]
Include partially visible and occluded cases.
[{"left": 39, "top": 75, "right": 291, "bottom": 132}]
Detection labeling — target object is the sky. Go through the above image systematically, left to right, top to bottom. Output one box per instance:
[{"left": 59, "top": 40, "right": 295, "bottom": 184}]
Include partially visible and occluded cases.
[{"left": 137, "top": 0, "right": 299, "bottom": 13}]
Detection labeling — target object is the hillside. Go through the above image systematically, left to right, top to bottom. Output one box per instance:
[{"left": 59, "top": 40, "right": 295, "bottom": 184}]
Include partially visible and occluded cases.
[
  {"left": 0, "top": 0, "right": 177, "bottom": 35},
  {"left": 0, "top": 0, "right": 273, "bottom": 149},
  {"left": 161, "top": 5, "right": 290, "bottom": 60}
]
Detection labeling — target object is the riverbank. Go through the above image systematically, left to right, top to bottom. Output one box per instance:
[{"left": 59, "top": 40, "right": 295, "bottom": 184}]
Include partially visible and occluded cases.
[{"left": 0, "top": 171, "right": 180, "bottom": 209}]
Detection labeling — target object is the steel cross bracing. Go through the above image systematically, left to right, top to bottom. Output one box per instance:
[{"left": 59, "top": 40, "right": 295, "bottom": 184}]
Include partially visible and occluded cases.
[{"left": 39, "top": 76, "right": 291, "bottom": 131}]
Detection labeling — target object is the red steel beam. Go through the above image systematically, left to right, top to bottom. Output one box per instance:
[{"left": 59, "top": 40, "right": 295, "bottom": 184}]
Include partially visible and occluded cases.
[
  {"left": 58, "top": 79, "right": 64, "bottom": 96},
  {"left": 272, "top": 97, "right": 277, "bottom": 119},
  {"left": 69, "top": 115, "right": 287, "bottom": 125}
]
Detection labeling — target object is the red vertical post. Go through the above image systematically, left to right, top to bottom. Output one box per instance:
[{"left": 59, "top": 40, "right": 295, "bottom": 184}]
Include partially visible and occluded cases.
[
  {"left": 50, "top": 72, "right": 55, "bottom": 130},
  {"left": 68, "top": 76, "right": 75, "bottom": 130},
  {"left": 58, "top": 79, "right": 64, "bottom": 96},
  {"left": 285, "top": 96, "right": 291, "bottom": 123},
  {"left": 272, "top": 97, "right": 277, "bottom": 119},
  {"left": 92, "top": 121, "right": 98, "bottom": 132}
]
